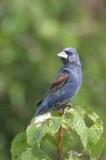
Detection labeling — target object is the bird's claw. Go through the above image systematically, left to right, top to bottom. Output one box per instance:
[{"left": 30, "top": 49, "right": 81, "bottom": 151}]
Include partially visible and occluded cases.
[{"left": 67, "top": 104, "right": 73, "bottom": 108}]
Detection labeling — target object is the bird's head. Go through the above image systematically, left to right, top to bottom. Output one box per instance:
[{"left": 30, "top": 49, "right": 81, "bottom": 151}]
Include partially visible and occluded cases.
[{"left": 57, "top": 47, "right": 81, "bottom": 66}]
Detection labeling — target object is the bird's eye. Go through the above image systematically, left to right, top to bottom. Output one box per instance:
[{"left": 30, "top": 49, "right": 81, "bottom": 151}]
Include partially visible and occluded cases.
[{"left": 66, "top": 52, "right": 72, "bottom": 55}]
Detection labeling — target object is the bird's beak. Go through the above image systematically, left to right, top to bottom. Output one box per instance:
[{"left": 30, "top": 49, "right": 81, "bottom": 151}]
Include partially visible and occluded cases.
[{"left": 57, "top": 51, "right": 68, "bottom": 59}]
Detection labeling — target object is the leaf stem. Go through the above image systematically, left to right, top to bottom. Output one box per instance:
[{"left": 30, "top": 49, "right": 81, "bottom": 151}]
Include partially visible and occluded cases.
[{"left": 57, "top": 124, "right": 63, "bottom": 160}]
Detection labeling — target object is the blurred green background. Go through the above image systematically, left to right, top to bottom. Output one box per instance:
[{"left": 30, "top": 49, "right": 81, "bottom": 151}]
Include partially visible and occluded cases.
[{"left": 0, "top": 0, "right": 106, "bottom": 159}]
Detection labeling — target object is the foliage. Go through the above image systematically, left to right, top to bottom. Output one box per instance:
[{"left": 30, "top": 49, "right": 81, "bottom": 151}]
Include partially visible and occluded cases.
[
  {"left": 0, "top": 0, "right": 106, "bottom": 160},
  {"left": 11, "top": 106, "right": 104, "bottom": 160}
]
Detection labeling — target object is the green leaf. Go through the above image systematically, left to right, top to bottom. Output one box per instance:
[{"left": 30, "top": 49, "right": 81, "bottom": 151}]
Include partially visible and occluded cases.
[
  {"left": 11, "top": 106, "right": 104, "bottom": 160},
  {"left": 80, "top": 106, "right": 99, "bottom": 122},
  {"left": 80, "top": 106, "right": 104, "bottom": 160},
  {"left": 63, "top": 109, "right": 74, "bottom": 128},
  {"left": 73, "top": 109, "right": 87, "bottom": 149},
  {"left": 48, "top": 117, "right": 63, "bottom": 134},
  {"left": 87, "top": 119, "right": 103, "bottom": 146},
  {"left": 26, "top": 124, "right": 48, "bottom": 147},
  {"left": 11, "top": 132, "right": 29, "bottom": 160},
  {"left": 42, "top": 133, "right": 57, "bottom": 148},
  {"left": 89, "top": 137, "right": 105, "bottom": 160},
  {"left": 20, "top": 148, "right": 51, "bottom": 160},
  {"left": 64, "top": 151, "right": 81, "bottom": 160},
  {"left": 67, "top": 155, "right": 79, "bottom": 160}
]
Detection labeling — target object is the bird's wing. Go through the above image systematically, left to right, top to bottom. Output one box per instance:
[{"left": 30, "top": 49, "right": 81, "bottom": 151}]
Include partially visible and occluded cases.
[
  {"left": 36, "top": 71, "right": 69, "bottom": 106},
  {"left": 50, "top": 73, "right": 69, "bottom": 90}
]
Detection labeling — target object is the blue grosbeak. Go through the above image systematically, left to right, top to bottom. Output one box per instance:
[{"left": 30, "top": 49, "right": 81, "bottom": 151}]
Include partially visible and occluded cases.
[{"left": 31, "top": 47, "right": 82, "bottom": 120}]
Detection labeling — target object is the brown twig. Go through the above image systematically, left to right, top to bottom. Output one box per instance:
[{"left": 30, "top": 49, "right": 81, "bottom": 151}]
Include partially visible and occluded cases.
[
  {"left": 57, "top": 107, "right": 70, "bottom": 160},
  {"left": 57, "top": 124, "right": 63, "bottom": 160}
]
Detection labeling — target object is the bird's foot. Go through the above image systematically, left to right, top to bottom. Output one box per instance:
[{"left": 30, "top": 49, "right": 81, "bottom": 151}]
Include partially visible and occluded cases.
[
  {"left": 62, "top": 103, "right": 73, "bottom": 108},
  {"left": 59, "top": 104, "right": 73, "bottom": 115},
  {"left": 66, "top": 104, "right": 73, "bottom": 108},
  {"left": 60, "top": 107, "right": 66, "bottom": 115}
]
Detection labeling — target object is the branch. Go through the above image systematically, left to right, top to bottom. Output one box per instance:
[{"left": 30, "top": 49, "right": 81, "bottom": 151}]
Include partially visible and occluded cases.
[{"left": 57, "top": 124, "right": 63, "bottom": 160}]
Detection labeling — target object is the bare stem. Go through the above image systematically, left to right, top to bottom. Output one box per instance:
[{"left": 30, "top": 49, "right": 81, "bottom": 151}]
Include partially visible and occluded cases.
[{"left": 57, "top": 124, "right": 63, "bottom": 160}]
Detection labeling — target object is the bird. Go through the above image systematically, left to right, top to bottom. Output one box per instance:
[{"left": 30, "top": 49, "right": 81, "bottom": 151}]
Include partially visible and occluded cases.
[{"left": 30, "top": 47, "right": 82, "bottom": 122}]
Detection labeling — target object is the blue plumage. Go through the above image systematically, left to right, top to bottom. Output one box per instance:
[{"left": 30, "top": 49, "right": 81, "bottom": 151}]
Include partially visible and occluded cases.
[{"left": 31, "top": 47, "right": 82, "bottom": 120}]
